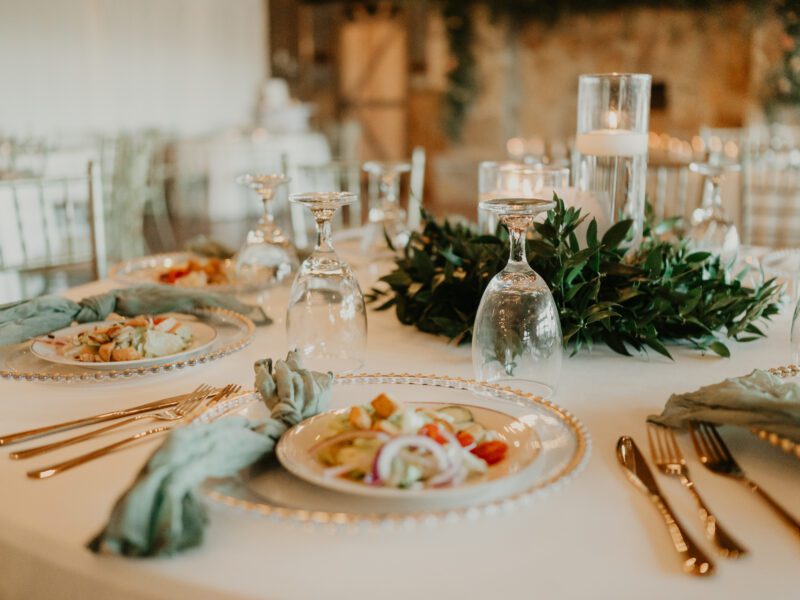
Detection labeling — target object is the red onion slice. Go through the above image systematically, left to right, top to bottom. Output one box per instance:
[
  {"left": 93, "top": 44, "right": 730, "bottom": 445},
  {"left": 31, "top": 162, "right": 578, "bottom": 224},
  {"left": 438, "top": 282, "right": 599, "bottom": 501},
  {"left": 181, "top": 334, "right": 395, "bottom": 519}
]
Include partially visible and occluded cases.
[
  {"left": 428, "top": 429, "right": 464, "bottom": 487},
  {"left": 374, "top": 435, "right": 451, "bottom": 483}
]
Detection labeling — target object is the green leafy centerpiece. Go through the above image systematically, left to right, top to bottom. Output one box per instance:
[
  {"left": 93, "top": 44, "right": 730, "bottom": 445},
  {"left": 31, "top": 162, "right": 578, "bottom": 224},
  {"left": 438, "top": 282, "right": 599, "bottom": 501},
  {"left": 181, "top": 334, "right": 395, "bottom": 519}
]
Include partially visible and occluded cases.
[{"left": 368, "top": 196, "right": 781, "bottom": 358}]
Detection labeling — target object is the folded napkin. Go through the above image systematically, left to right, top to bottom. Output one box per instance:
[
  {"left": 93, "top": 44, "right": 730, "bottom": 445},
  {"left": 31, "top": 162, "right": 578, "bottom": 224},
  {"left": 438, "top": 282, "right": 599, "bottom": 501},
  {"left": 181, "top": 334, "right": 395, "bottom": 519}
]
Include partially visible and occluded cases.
[
  {"left": 184, "top": 235, "right": 235, "bottom": 260},
  {"left": 0, "top": 285, "right": 258, "bottom": 346},
  {"left": 88, "top": 351, "right": 333, "bottom": 557},
  {"left": 648, "top": 369, "right": 800, "bottom": 442}
]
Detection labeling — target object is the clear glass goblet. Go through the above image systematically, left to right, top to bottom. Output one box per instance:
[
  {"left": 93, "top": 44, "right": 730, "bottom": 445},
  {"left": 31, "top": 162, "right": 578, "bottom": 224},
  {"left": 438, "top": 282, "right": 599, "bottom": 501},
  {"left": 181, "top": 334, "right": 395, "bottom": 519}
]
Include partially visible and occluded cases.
[
  {"left": 362, "top": 161, "right": 412, "bottom": 253},
  {"left": 688, "top": 161, "right": 740, "bottom": 262},
  {"left": 235, "top": 173, "right": 299, "bottom": 287},
  {"left": 286, "top": 191, "right": 367, "bottom": 373},
  {"left": 472, "top": 197, "right": 563, "bottom": 398}
]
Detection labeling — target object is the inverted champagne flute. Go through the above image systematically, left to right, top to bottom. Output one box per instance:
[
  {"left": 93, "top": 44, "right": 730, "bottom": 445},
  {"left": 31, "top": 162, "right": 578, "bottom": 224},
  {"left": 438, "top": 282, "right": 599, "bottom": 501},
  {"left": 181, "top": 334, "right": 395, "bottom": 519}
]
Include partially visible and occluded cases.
[
  {"left": 688, "top": 161, "right": 740, "bottom": 262},
  {"left": 235, "top": 173, "right": 299, "bottom": 287},
  {"left": 286, "top": 192, "right": 367, "bottom": 373},
  {"left": 472, "top": 197, "right": 562, "bottom": 398}
]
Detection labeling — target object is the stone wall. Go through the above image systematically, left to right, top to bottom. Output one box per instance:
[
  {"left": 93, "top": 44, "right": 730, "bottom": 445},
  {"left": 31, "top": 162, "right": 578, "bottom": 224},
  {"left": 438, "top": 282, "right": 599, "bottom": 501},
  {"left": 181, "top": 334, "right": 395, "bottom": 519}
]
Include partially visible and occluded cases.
[
  {"left": 425, "top": 4, "right": 781, "bottom": 215},
  {"left": 464, "top": 4, "right": 771, "bottom": 148}
]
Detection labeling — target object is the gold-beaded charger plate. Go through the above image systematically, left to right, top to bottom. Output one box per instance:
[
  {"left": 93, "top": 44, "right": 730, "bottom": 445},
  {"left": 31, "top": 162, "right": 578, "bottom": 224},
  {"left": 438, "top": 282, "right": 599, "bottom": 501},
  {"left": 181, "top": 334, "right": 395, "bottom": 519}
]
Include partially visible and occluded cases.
[
  {"left": 0, "top": 308, "right": 254, "bottom": 383},
  {"left": 30, "top": 314, "right": 217, "bottom": 371},
  {"left": 202, "top": 374, "right": 590, "bottom": 527}
]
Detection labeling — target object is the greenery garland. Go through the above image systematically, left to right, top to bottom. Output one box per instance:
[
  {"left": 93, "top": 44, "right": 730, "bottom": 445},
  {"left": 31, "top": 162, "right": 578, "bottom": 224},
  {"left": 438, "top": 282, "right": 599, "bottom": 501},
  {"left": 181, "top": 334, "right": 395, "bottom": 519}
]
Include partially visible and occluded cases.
[{"left": 367, "top": 197, "right": 781, "bottom": 358}]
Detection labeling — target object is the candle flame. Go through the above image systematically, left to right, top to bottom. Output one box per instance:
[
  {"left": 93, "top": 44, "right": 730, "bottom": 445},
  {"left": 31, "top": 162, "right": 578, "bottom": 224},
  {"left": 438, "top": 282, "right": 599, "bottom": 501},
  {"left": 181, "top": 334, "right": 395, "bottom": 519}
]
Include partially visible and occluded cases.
[{"left": 608, "top": 109, "right": 619, "bottom": 129}]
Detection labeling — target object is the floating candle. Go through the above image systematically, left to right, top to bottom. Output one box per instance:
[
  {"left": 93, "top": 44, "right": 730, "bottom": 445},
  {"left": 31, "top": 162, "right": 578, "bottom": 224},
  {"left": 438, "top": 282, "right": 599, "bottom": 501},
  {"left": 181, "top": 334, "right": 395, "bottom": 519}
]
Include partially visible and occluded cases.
[{"left": 574, "top": 129, "right": 648, "bottom": 157}]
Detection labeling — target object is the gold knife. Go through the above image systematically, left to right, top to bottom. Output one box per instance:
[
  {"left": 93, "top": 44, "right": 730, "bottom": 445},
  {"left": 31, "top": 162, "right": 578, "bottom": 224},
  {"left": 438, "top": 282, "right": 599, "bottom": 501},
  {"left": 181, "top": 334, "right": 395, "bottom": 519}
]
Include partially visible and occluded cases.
[
  {"left": 0, "top": 390, "right": 213, "bottom": 446},
  {"left": 616, "top": 436, "right": 715, "bottom": 576}
]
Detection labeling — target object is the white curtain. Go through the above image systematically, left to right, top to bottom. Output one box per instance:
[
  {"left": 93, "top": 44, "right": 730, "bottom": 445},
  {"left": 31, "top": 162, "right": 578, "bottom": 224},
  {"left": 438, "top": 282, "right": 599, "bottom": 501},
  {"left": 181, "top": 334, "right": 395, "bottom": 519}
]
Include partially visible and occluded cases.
[{"left": 0, "top": 0, "right": 267, "bottom": 137}]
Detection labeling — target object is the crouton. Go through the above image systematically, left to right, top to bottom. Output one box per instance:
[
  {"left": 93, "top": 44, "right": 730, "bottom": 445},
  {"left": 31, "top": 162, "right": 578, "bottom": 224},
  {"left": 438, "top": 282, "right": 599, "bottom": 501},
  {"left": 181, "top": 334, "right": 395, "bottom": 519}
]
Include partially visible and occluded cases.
[
  {"left": 98, "top": 342, "right": 116, "bottom": 362},
  {"left": 111, "top": 347, "right": 141, "bottom": 362},
  {"left": 370, "top": 393, "right": 397, "bottom": 419},
  {"left": 348, "top": 406, "right": 372, "bottom": 430}
]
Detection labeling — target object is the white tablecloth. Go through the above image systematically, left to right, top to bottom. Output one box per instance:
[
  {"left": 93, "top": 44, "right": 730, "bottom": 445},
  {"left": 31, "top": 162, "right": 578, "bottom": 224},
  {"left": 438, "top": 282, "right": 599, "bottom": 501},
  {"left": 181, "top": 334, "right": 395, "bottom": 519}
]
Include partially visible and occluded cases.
[{"left": 1, "top": 269, "right": 799, "bottom": 599}]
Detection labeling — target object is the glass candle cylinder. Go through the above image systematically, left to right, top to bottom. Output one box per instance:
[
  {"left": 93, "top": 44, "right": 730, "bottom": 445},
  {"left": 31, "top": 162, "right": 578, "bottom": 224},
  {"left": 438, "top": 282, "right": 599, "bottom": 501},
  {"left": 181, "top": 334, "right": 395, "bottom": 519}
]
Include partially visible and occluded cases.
[{"left": 574, "top": 73, "right": 651, "bottom": 249}]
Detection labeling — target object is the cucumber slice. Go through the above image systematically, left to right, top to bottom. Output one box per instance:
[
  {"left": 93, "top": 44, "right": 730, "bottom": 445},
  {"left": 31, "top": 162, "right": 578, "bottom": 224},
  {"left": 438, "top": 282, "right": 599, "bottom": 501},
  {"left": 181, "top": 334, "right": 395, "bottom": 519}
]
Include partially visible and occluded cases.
[{"left": 436, "top": 405, "right": 474, "bottom": 424}]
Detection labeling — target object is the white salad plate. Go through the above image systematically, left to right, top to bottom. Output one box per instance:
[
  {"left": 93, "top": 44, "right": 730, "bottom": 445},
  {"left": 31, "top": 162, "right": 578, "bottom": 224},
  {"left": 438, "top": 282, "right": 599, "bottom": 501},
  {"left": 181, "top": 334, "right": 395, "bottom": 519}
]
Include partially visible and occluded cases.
[
  {"left": 30, "top": 314, "right": 217, "bottom": 371},
  {"left": 202, "top": 373, "right": 590, "bottom": 528},
  {"left": 276, "top": 402, "right": 541, "bottom": 502}
]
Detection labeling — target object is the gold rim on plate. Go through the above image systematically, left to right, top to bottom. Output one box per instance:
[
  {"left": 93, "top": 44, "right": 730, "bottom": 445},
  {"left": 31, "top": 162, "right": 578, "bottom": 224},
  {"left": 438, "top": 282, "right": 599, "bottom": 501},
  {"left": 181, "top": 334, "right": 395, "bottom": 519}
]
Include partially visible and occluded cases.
[
  {"left": 750, "top": 363, "right": 800, "bottom": 460},
  {"left": 202, "top": 373, "right": 591, "bottom": 528}
]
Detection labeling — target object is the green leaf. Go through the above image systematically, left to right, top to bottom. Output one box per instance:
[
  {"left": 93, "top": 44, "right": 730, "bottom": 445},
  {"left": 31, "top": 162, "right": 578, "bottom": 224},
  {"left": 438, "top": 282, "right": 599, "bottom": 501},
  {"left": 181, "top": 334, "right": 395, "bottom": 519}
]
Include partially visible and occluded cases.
[
  {"left": 586, "top": 219, "right": 598, "bottom": 248},
  {"left": 601, "top": 219, "right": 633, "bottom": 248},
  {"left": 470, "top": 235, "right": 503, "bottom": 245},
  {"left": 440, "top": 246, "right": 463, "bottom": 267},
  {"left": 684, "top": 251, "right": 712, "bottom": 263},
  {"left": 380, "top": 270, "right": 412, "bottom": 288},
  {"left": 645, "top": 338, "right": 672, "bottom": 359},
  {"left": 708, "top": 341, "right": 731, "bottom": 358}
]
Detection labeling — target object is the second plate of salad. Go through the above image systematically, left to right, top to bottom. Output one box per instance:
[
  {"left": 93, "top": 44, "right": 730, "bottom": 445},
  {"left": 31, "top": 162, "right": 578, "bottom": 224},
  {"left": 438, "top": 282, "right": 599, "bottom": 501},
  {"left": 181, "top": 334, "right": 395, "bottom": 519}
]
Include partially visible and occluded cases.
[
  {"left": 30, "top": 313, "right": 217, "bottom": 370},
  {"left": 276, "top": 394, "right": 541, "bottom": 501}
]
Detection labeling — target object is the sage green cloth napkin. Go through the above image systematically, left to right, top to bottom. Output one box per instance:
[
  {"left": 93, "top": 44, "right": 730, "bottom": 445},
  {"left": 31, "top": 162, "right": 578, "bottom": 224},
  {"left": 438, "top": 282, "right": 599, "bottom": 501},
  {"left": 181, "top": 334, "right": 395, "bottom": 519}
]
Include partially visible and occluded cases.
[
  {"left": 0, "top": 285, "right": 255, "bottom": 345},
  {"left": 88, "top": 352, "right": 333, "bottom": 557},
  {"left": 648, "top": 369, "right": 800, "bottom": 442}
]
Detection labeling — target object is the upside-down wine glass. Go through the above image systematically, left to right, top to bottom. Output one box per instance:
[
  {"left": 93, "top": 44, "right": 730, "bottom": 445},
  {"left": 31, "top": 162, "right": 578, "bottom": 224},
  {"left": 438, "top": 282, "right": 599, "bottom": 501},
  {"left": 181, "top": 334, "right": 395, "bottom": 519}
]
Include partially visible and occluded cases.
[
  {"left": 362, "top": 161, "right": 412, "bottom": 253},
  {"left": 688, "top": 161, "right": 740, "bottom": 263},
  {"left": 235, "top": 173, "right": 299, "bottom": 287},
  {"left": 286, "top": 191, "right": 367, "bottom": 373},
  {"left": 472, "top": 197, "right": 562, "bottom": 398}
]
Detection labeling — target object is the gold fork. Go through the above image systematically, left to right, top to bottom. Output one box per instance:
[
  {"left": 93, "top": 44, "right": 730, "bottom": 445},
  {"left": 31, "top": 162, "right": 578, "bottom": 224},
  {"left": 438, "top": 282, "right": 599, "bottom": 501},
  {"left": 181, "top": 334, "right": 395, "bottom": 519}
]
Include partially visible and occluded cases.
[
  {"left": 10, "top": 384, "right": 216, "bottom": 460},
  {"left": 27, "top": 384, "right": 241, "bottom": 480},
  {"left": 689, "top": 421, "right": 800, "bottom": 539},
  {"left": 647, "top": 424, "right": 747, "bottom": 558}
]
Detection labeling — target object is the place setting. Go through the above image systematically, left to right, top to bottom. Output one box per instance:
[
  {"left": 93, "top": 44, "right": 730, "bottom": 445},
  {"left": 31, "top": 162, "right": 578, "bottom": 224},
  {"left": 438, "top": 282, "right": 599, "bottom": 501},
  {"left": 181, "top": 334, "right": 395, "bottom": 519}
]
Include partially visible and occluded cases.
[
  {"left": 5, "top": 3, "right": 800, "bottom": 597},
  {"left": 0, "top": 287, "right": 259, "bottom": 382}
]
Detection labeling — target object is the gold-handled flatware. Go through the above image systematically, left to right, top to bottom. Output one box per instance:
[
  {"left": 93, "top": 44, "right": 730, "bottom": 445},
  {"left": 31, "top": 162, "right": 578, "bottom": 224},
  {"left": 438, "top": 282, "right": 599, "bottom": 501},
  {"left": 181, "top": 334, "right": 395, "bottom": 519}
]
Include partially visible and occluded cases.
[
  {"left": 10, "top": 384, "right": 215, "bottom": 460},
  {"left": 27, "top": 384, "right": 241, "bottom": 480},
  {"left": 0, "top": 390, "right": 214, "bottom": 447},
  {"left": 689, "top": 421, "right": 800, "bottom": 539},
  {"left": 647, "top": 424, "right": 747, "bottom": 558},
  {"left": 617, "top": 435, "right": 715, "bottom": 576}
]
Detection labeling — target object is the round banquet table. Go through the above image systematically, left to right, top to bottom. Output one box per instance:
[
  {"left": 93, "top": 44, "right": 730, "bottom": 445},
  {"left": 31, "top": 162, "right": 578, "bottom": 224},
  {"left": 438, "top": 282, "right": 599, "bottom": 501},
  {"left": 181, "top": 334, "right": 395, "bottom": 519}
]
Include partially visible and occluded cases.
[{"left": 1, "top": 266, "right": 799, "bottom": 599}]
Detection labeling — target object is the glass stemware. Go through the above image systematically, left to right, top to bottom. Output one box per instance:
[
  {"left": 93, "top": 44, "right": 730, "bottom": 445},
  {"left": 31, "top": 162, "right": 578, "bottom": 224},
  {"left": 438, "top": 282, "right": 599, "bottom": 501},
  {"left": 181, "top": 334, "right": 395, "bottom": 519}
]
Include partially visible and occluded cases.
[
  {"left": 362, "top": 161, "right": 411, "bottom": 253},
  {"left": 688, "top": 161, "right": 740, "bottom": 262},
  {"left": 235, "top": 173, "right": 298, "bottom": 287},
  {"left": 286, "top": 191, "right": 367, "bottom": 373},
  {"left": 472, "top": 197, "right": 563, "bottom": 398},
  {"left": 791, "top": 298, "right": 800, "bottom": 365}
]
